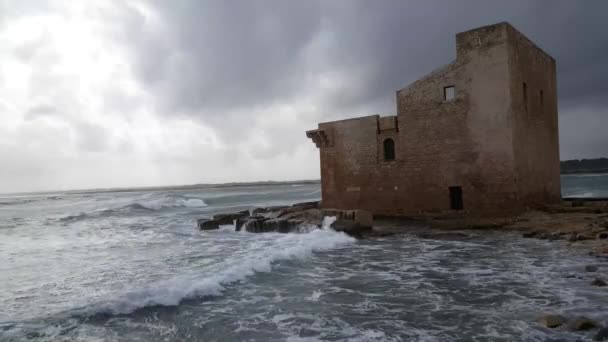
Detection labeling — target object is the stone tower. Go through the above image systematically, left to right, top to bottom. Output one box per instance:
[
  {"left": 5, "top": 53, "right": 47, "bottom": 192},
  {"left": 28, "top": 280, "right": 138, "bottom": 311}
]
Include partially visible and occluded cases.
[{"left": 307, "top": 22, "right": 560, "bottom": 216}]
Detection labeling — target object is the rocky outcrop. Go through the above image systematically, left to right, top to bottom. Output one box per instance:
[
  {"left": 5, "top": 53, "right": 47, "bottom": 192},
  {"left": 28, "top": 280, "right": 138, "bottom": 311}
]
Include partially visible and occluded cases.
[
  {"left": 199, "top": 201, "right": 374, "bottom": 237},
  {"left": 251, "top": 206, "right": 289, "bottom": 216},
  {"left": 197, "top": 210, "right": 250, "bottom": 230},
  {"left": 213, "top": 210, "right": 250, "bottom": 224},
  {"left": 238, "top": 217, "right": 308, "bottom": 233},
  {"left": 197, "top": 218, "right": 220, "bottom": 230},
  {"left": 541, "top": 314, "right": 599, "bottom": 332},
  {"left": 542, "top": 314, "right": 566, "bottom": 328},
  {"left": 566, "top": 317, "right": 597, "bottom": 331}
]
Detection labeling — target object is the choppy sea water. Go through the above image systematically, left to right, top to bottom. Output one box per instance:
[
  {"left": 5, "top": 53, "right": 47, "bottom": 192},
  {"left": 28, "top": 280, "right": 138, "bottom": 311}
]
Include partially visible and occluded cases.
[{"left": 0, "top": 175, "right": 607, "bottom": 341}]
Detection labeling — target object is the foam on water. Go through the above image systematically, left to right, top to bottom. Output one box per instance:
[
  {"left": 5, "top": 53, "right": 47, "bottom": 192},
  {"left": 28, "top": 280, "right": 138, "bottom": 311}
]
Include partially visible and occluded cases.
[
  {"left": 3, "top": 180, "right": 608, "bottom": 341},
  {"left": 89, "top": 226, "right": 355, "bottom": 315}
]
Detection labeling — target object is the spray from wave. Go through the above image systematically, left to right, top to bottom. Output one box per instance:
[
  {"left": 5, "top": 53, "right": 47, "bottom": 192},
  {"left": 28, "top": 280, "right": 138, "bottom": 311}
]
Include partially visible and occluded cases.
[
  {"left": 56, "top": 194, "right": 208, "bottom": 222},
  {"left": 134, "top": 196, "right": 207, "bottom": 210},
  {"left": 76, "top": 217, "right": 352, "bottom": 316}
]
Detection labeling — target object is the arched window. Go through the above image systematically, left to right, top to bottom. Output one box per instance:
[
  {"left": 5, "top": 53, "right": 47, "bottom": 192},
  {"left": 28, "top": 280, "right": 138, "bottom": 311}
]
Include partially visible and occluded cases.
[{"left": 383, "top": 138, "right": 395, "bottom": 161}]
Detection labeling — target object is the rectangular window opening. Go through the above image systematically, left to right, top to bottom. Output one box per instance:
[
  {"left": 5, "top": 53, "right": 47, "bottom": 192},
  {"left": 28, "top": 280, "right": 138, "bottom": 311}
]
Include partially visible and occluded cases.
[
  {"left": 443, "top": 86, "right": 455, "bottom": 101},
  {"left": 449, "top": 186, "right": 463, "bottom": 211}
]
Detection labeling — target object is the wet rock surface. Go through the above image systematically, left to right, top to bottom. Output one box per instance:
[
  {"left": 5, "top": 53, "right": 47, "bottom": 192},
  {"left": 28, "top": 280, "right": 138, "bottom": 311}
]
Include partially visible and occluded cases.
[
  {"left": 199, "top": 201, "right": 373, "bottom": 237},
  {"left": 213, "top": 210, "right": 250, "bottom": 225},
  {"left": 197, "top": 218, "right": 220, "bottom": 230},
  {"left": 586, "top": 265, "right": 599, "bottom": 272},
  {"left": 542, "top": 314, "right": 566, "bottom": 328},
  {"left": 566, "top": 316, "right": 597, "bottom": 331}
]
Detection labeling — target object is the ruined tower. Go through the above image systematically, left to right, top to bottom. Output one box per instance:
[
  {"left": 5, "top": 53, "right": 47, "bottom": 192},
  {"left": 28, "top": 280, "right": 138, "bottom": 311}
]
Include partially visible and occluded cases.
[{"left": 307, "top": 22, "right": 560, "bottom": 216}]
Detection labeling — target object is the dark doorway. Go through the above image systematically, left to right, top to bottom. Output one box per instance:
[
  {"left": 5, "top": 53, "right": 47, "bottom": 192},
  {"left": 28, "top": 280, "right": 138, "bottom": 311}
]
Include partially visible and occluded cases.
[{"left": 449, "top": 186, "right": 463, "bottom": 210}]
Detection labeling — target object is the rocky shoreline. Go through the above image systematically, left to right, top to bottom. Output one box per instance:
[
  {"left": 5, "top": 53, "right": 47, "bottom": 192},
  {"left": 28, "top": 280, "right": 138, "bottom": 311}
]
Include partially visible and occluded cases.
[
  {"left": 197, "top": 199, "right": 608, "bottom": 340},
  {"left": 197, "top": 201, "right": 374, "bottom": 237}
]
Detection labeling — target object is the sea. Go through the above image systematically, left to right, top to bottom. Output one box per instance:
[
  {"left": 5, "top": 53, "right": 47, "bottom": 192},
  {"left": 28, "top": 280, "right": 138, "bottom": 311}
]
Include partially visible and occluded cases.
[{"left": 1, "top": 174, "right": 608, "bottom": 341}]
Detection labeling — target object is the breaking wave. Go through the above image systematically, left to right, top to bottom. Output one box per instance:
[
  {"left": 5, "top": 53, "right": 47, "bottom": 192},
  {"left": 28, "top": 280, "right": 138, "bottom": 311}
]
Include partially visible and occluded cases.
[
  {"left": 56, "top": 194, "right": 208, "bottom": 222},
  {"left": 133, "top": 195, "right": 207, "bottom": 210},
  {"left": 74, "top": 222, "right": 354, "bottom": 316}
]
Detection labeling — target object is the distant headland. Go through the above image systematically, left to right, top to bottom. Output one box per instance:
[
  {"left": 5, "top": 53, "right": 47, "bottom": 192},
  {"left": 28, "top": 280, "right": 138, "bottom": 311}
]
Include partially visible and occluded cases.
[{"left": 561, "top": 158, "right": 608, "bottom": 174}]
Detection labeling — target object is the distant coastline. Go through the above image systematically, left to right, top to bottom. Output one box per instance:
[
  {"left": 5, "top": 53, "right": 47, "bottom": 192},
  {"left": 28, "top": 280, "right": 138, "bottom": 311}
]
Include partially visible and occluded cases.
[
  {"left": 561, "top": 158, "right": 608, "bottom": 175},
  {"left": 1, "top": 180, "right": 321, "bottom": 197}
]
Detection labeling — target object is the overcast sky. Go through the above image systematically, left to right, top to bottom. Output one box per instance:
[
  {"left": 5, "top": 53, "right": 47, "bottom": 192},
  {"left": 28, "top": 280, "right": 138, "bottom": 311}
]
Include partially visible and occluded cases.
[{"left": 0, "top": 1, "right": 606, "bottom": 193}]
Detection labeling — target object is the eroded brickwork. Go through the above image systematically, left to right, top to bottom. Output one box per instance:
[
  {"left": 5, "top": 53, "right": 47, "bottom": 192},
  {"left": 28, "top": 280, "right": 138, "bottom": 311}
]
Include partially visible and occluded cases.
[{"left": 308, "top": 22, "right": 561, "bottom": 217}]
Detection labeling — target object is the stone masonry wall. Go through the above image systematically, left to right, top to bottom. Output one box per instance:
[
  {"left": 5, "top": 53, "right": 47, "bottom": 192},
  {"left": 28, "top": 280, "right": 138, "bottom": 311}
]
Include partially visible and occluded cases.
[
  {"left": 309, "top": 22, "right": 559, "bottom": 217},
  {"left": 506, "top": 25, "right": 561, "bottom": 206}
]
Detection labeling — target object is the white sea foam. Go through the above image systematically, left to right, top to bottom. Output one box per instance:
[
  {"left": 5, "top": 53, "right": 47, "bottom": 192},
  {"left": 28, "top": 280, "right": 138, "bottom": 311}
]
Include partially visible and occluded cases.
[
  {"left": 136, "top": 196, "right": 208, "bottom": 210},
  {"left": 88, "top": 228, "right": 355, "bottom": 315}
]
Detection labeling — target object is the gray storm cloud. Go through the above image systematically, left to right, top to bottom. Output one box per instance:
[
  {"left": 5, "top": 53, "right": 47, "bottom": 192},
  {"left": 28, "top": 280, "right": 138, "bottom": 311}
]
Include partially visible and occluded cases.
[
  {"left": 0, "top": 0, "right": 606, "bottom": 192},
  {"left": 131, "top": 1, "right": 608, "bottom": 154}
]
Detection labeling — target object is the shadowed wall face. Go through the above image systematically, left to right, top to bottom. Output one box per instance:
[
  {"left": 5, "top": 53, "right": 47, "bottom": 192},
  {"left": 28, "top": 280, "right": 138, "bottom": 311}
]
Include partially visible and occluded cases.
[{"left": 309, "top": 23, "right": 560, "bottom": 216}]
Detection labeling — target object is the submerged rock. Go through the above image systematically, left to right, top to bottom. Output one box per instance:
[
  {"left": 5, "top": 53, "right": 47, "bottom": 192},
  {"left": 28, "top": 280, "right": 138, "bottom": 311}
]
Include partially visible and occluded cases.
[
  {"left": 585, "top": 265, "right": 599, "bottom": 272},
  {"left": 591, "top": 278, "right": 607, "bottom": 287},
  {"left": 542, "top": 314, "right": 566, "bottom": 328},
  {"left": 566, "top": 317, "right": 597, "bottom": 331},
  {"left": 594, "top": 327, "right": 608, "bottom": 341}
]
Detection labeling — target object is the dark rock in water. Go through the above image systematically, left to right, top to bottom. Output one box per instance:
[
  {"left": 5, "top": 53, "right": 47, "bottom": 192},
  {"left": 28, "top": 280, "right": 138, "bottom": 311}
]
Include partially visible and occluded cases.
[
  {"left": 276, "top": 201, "right": 320, "bottom": 218},
  {"left": 280, "top": 209, "right": 323, "bottom": 225},
  {"left": 213, "top": 210, "right": 250, "bottom": 225},
  {"left": 235, "top": 216, "right": 257, "bottom": 231},
  {"left": 237, "top": 216, "right": 267, "bottom": 232},
  {"left": 240, "top": 216, "right": 309, "bottom": 233},
  {"left": 264, "top": 218, "right": 308, "bottom": 233},
  {"left": 197, "top": 219, "right": 220, "bottom": 230},
  {"left": 330, "top": 219, "right": 371, "bottom": 238},
  {"left": 522, "top": 231, "right": 538, "bottom": 238},
  {"left": 597, "top": 232, "right": 608, "bottom": 240},
  {"left": 568, "top": 233, "right": 578, "bottom": 242},
  {"left": 586, "top": 265, "right": 599, "bottom": 272},
  {"left": 592, "top": 278, "right": 607, "bottom": 287},
  {"left": 542, "top": 314, "right": 566, "bottom": 328},
  {"left": 566, "top": 316, "right": 597, "bottom": 331},
  {"left": 594, "top": 327, "right": 608, "bottom": 341}
]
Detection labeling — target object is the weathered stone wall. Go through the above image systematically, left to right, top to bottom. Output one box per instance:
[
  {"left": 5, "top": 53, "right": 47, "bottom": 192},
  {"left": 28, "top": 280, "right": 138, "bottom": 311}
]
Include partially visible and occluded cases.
[
  {"left": 309, "top": 22, "right": 560, "bottom": 217},
  {"left": 506, "top": 25, "right": 561, "bottom": 206}
]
